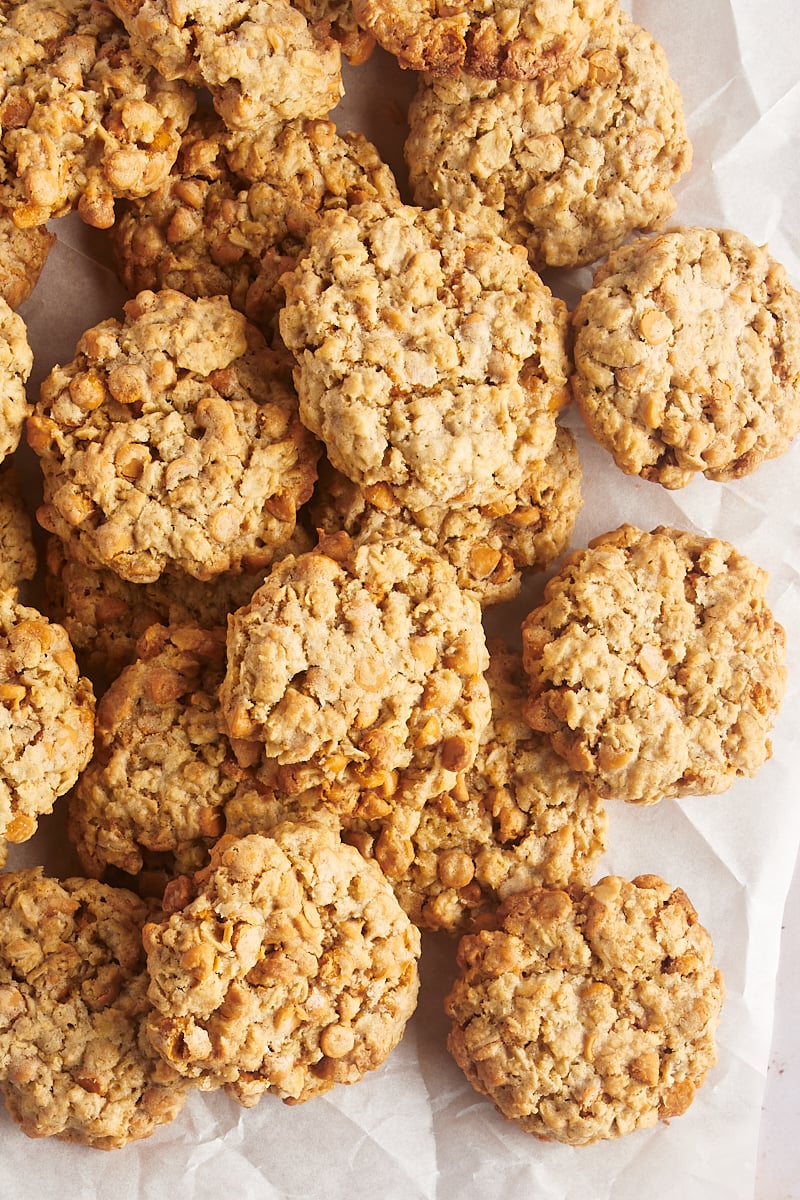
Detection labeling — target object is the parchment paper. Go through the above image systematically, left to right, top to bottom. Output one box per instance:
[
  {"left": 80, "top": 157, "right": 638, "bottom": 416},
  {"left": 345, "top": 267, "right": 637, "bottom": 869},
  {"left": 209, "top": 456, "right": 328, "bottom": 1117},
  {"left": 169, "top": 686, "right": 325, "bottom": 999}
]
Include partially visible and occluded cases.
[{"left": 3, "top": 1, "right": 800, "bottom": 1197}]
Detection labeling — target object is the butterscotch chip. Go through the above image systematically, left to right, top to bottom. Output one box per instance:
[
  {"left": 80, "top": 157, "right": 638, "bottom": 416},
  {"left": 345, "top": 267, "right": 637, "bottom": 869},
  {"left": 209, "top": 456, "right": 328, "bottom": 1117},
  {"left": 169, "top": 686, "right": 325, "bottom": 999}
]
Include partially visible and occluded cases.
[
  {"left": 0, "top": 0, "right": 196, "bottom": 230},
  {"left": 108, "top": 0, "right": 342, "bottom": 132},
  {"left": 291, "top": 0, "right": 375, "bottom": 62},
  {"left": 351, "top": 0, "right": 615, "bottom": 79},
  {"left": 405, "top": 11, "right": 691, "bottom": 269},
  {"left": 279, "top": 200, "right": 570, "bottom": 510},
  {"left": 0, "top": 210, "right": 55, "bottom": 309},
  {"left": 572, "top": 226, "right": 800, "bottom": 487},
  {"left": 29, "top": 289, "right": 320, "bottom": 584},
  {"left": 0, "top": 298, "right": 33, "bottom": 467},
  {"left": 310, "top": 426, "right": 582, "bottom": 607},
  {"left": 0, "top": 466, "right": 37, "bottom": 590},
  {"left": 521, "top": 524, "right": 786, "bottom": 804},
  {"left": 219, "top": 528, "right": 491, "bottom": 812},
  {"left": 0, "top": 591, "right": 95, "bottom": 867},
  {"left": 143, "top": 823, "right": 421, "bottom": 1105},
  {"left": 0, "top": 869, "right": 189, "bottom": 1147},
  {"left": 445, "top": 874, "right": 724, "bottom": 1144}
]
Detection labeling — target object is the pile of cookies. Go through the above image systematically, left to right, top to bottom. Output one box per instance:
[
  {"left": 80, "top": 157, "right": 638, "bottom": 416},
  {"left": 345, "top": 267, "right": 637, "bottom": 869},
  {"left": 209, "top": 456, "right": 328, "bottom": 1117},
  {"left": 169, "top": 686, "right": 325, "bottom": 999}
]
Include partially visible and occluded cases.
[{"left": 0, "top": 0, "right": 797, "bottom": 1159}]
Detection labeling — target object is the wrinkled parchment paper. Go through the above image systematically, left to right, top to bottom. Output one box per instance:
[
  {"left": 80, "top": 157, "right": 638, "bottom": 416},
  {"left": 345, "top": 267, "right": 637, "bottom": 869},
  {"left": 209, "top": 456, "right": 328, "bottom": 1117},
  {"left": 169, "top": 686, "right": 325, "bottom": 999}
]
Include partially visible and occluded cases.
[{"left": 3, "top": 1, "right": 800, "bottom": 1196}]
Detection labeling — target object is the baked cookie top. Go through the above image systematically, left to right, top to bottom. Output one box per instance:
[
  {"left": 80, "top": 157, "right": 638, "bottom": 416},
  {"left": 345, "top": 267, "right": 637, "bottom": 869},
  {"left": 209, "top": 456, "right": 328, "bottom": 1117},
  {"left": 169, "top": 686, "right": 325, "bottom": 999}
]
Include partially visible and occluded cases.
[
  {"left": 0, "top": 0, "right": 197, "bottom": 229},
  {"left": 108, "top": 0, "right": 342, "bottom": 131},
  {"left": 291, "top": 0, "right": 375, "bottom": 63},
  {"left": 351, "top": 0, "right": 615, "bottom": 79},
  {"left": 405, "top": 11, "right": 692, "bottom": 270},
  {"left": 112, "top": 113, "right": 401, "bottom": 339},
  {"left": 279, "top": 200, "right": 571, "bottom": 510},
  {"left": 0, "top": 210, "right": 55, "bottom": 309},
  {"left": 572, "top": 226, "right": 800, "bottom": 487},
  {"left": 28, "top": 289, "right": 320, "bottom": 584},
  {"left": 0, "top": 296, "right": 33, "bottom": 465},
  {"left": 309, "top": 425, "right": 582, "bottom": 608},
  {"left": 0, "top": 465, "right": 37, "bottom": 590},
  {"left": 521, "top": 524, "right": 787, "bottom": 804},
  {"left": 219, "top": 528, "right": 491, "bottom": 811},
  {"left": 0, "top": 591, "right": 95, "bottom": 865},
  {"left": 68, "top": 624, "right": 242, "bottom": 887},
  {"left": 143, "top": 823, "right": 421, "bottom": 1105},
  {"left": 0, "top": 868, "right": 188, "bottom": 1148},
  {"left": 445, "top": 873, "right": 724, "bottom": 1144}
]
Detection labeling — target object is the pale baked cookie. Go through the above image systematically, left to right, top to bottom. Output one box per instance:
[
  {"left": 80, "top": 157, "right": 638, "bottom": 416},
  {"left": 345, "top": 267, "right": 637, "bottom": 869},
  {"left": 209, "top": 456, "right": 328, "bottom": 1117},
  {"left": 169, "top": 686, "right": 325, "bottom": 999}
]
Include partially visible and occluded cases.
[
  {"left": 0, "top": 0, "right": 196, "bottom": 230},
  {"left": 108, "top": 0, "right": 342, "bottom": 132},
  {"left": 291, "top": 0, "right": 375, "bottom": 63},
  {"left": 351, "top": 0, "right": 615, "bottom": 79},
  {"left": 405, "top": 11, "right": 691, "bottom": 270},
  {"left": 111, "top": 113, "right": 400, "bottom": 339},
  {"left": 279, "top": 200, "right": 571, "bottom": 510},
  {"left": 0, "top": 210, "right": 55, "bottom": 309},
  {"left": 572, "top": 226, "right": 800, "bottom": 487},
  {"left": 28, "top": 289, "right": 320, "bottom": 584},
  {"left": 0, "top": 297, "right": 33, "bottom": 466},
  {"left": 309, "top": 426, "right": 582, "bottom": 607},
  {"left": 0, "top": 465, "right": 37, "bottom": 590},
  {"left": 521, "top": 524, "right": 787, "bottom": 804},
  {"left": 219, "top": 528, "right": 491, "bottom": 813},
  {"left": 0, "top": 591, "right": 95, "bottom": 867},
  {"left": 68, "top": 624, "right": 244, "bottom": 890},
  {"left": 143, "top": 823, "right": 421, "bottom": 1105},
  {"left": 0, "top": 868, "right": 189, "bottom": 1147},
  {"left": 445, "top": 874, "right": 724, "bottom": 1144}
]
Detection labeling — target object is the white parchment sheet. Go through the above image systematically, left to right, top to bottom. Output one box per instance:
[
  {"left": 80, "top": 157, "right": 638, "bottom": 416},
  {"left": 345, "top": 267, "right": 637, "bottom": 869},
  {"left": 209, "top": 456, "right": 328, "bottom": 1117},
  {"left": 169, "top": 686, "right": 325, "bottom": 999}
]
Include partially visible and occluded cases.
[{"left": 3, "top": 1, "right": 800, "bottom": 1197}]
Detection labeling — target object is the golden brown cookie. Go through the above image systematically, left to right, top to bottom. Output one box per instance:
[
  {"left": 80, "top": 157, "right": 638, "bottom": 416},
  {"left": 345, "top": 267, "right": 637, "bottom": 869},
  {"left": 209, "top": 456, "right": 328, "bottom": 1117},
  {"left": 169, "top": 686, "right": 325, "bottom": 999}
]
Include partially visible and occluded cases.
[
  {"left": 291, "top": 0, "right": 375, "bottom": 63},
  {"left": 0, "top": 210, "right": 55, "bottom": 309},
  {"left": 0, "top": 297, "right": 33, "bottom": 467},
  {"left": 0, "top": 465, "right": 37, "bottom": 591},
  {"left": 445, "top": 874, "right": 724, "bottom": 1144}
]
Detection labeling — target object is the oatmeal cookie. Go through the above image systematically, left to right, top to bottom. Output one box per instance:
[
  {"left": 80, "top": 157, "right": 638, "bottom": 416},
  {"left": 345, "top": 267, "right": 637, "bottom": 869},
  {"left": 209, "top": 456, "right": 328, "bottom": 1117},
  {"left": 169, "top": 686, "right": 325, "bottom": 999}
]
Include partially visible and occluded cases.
[
  {"left": 0, "top": 0, "right": 196, "bottom": 230},
  {"left": 108, "top": 0, "right": 342, "bottom": 132},
  {"left": 291, "top": 0, "right": 375, "bottom": 63},
  {"left": 351, "top": 0, "right": 615, "bottom": 79},
  {"left": 405, "top": 11, "right": 691, "bottom": 270},
  {"left": 279, "top": 200, "right": 571, "bottom": 510},
  {"left": 0, "top": 210, "right": 55, "bottom": 309},
  {"left": 571, "top": 226, "right": 800, "bottom": 487},
  {"left": 28, "top": 289, "right": 320, "bottom": 584},
  {"left": 0, "top": 297, "right": 33, "bottom": 466},
  {"left": 309, "top": 426, "right": 582, "bottom": 607},
  {"left": 0, "top": 465, "right": 37, "bottom": 590},
  {"left": 521, "top": 524, "right": 787, "bottom": 804},
  {"left": 219, "top": 528, "right": 491, "bottom": 813},
  {"left": 0, "top": 591, "right": 95, "bottom": 867},
  {"left": 68, "top": 624, "right": 244, "bottom": 889},
  {"left": 143, "top": 823, "right": 421, "bottom": 1105},
  {"left": 0, "top": 868, "right": 189, "bottom": 1147},
  {"left": 445, "top": 874, "right": 724, "bottom": 1144}
]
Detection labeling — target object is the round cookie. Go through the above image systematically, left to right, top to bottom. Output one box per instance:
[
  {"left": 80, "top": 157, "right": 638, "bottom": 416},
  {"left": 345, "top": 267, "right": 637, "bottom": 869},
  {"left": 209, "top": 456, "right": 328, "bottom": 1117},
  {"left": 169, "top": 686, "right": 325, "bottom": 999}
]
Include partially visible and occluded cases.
[
  {"left": 0, "top": 0, "right": 197, "bottom": 229},
  {"left": 108, "top": 0, "right": 342, "bottom": 132},
  {"left": 351, "top": 0, "right": 616, "bottom": 79},
  {"left": 405, "top": 11, "right": 692, "bottom": 270},
  {"left": 279, "top": 199, "right": 571, "bottom": 510},
  {"left": 0, "top": 210, "right": 55, "bottom": 309},
  {"left": 571, "top": 226, "right": 800, "bottom": 487},
  {"left": 28, "top": 289, "right": 321, "bottom": 584},
  {"left": 0, "top": 297, "right": 33, "bottom": 466},
  {"left": 309, "top": 426, "right": 582, "bottom": 607},
  {"left": 0, "top": 465, "right": 37, "bottom": 591},
  {"left": 521, "top": 524, "right": 786, "bottom": 804},
  {"left": 219, "top": 528, "right": 491, "bottom": 813},
  {"left": 0, "top": 591, "right": 95, "bottom": 867},
  {"left": 143, "top": 823, "right": 421, "bottom": 1105},
  {"left": 0, "top": 868, "right": 189, "bottom": 1148},
  {"left": 445, "top": 874, "right": 724, "bottom": 1145}
]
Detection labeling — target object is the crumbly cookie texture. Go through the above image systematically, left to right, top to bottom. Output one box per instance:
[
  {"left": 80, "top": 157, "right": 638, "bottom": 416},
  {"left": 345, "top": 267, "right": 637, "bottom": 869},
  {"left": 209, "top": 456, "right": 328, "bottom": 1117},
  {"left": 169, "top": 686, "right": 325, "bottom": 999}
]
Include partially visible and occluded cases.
[
  {"left": 0, "top": 0, "right": 197, "bottom": 229},
  {"left": 108, "top": 0, "right": 342, "bottom": 131},
  {"left": 291, "top": 0, "right": 375, "bottom": 63},
  {"left": 351, "top": 0, "right": 615, "bottom": 79},
  {"left": 406, "top": 11, "right": 691, "bottom": 270},
  {"left": 112, "top": 113, "right": 400, "bottom": 339},
  {"left": 279, "top": 200, "right": 570, "bottom": 510},
  {"left": 0, "top": 210, "right": 55, "bottom": 309},
  {"left": 572, "top": 226, "right": 800, "bottom": 487},
  {"left": 28, "top": 289, "right": 320, "bottom": 584},
  {"left": 0, "top": 297, "right": 33, "bottom": 465},
  {"left": 309, "top": 426, "right": 582, "bottom": 607},
  {"left": 0, "top": 465, "right": 37, "bottom": 590},
  {"left": 521, "top": 524, "right": 787, "bottom": 804},
  {"left": 219, "top": 529, "right": 491, "bottom": 813},
  {"left": 0, "top": 591, "right": 95, "bottom": 867},
  {"left": 68, "top": 624, "right": 243, "bottom": 889},
  {"left": 387, "top": 642, "right": 607, "bottom": 934},
  {"left": 143, "top": 823, "right": 421, "bottom": 1105},
  {"left": 0, "top": 868, "right": 189, "bottom": 1147},
  {"left": 445, "top": 874, "right": 724, "bottom": 1145}
]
